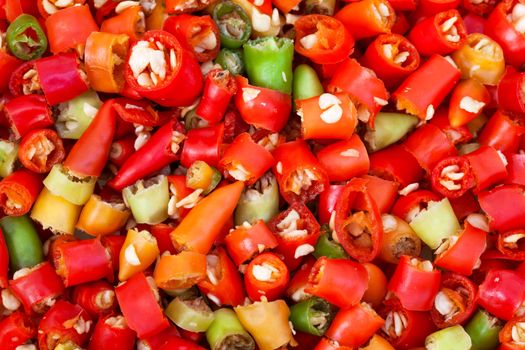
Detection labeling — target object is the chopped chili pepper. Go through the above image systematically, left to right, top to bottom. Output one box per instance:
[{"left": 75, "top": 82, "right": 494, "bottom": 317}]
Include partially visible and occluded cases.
[
  {"left": 335, "top": 0, "right": 395, "bottom": 40},
  {"left": 100, "top": 4, "right": 144, "bottom": 41},
  {"left": 6, "top": 14, "right": 47, "bottom": 60},
  {"left": 4, "top": 94, "right": 53, "bottom": 139},
  {"left": 18, "top": 129, "right": 65, "bottom": 174},
  {"left": 0, "top": 169, "right": 43, "bottom": 216},
  {"left": 76, "top": 195, "right": 130, "bottom": 237},
  {"left": 379, "top": 214, "right": 421, "bottom": 264},
  {"left": 0, "top": 215, "right": 44, "bottom": 271},
  {"left": 225, "top": 219, "right": 278, "bottom": 265},
  {"left": 244, "top": 252, "right": 289, "bottom": 302},
  {"left": 478, "top": 269, "right": 525, "bottom": 321},
  {"left": 71, "top": 281, "right": 116, "bottom": 319},
  {"left": 465, "top": 309, "right": 503, "bottom": 350},
  {"left": 0, "top": 311, "right": 36, "bottom": 350},
  {"left": 88, "top": 314, "right": 136, "bottom": 350}
]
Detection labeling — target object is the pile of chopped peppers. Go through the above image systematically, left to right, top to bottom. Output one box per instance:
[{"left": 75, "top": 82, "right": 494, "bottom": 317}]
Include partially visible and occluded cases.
[{"left": 1, "top": 0, "right": 525, "bottom": 349}]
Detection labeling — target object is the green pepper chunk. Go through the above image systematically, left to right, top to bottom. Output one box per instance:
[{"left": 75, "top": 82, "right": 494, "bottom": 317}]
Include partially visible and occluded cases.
[
  {"left": 213, "top": 1, "right": 252, "bottom": 49},
  {"left": 6, "top": 14, "right": 47, "bottom": 60},
  {"left": 243, "top": 37, "right": 294, "bottom": 94},
  {"left": 215, "top": 48, "right": 245, "bottom": 76},
  {"left": 292, "top": 64, "right": 324, "bottom": 103},
  {"left": 55, "top": 90, "right": 102, "bottom": 139},
  {"left": 364, "top": 112, "right": 419, "bottom": 152},
  {"left": 0, "top": 140, "right": 18, "bottom": 178},
  {"left": 186, "top": 160, "right": 222, "bottom": 195},
  {"left": 43, "top": 164, "right": 97, "bottom": 206},
  {"left": 234, "top": 173, "right": 279, "bottom": 226},
  {"left": 122, "top": 175, "right": 169, "bottom": 224},
  {"left": 0, "top": 215, "right": 44, "bottom": 271},
  {"left": 313, "top": 225, "right": 348, "bottom": 259},
  {"left": 165, "top": 297, "right": 215, "bottom": 332},
  {"left": 289, "top": 297, "right": 336, "bottom": 336},
  {"left": 206, "top": 308, "right": 256, "bottom": 350},
  {"left": 465, "top": 309, "right": 502, "bottom": 350},
  {"left": 425, "top": 325, "right": 472, "bottom": 350}
]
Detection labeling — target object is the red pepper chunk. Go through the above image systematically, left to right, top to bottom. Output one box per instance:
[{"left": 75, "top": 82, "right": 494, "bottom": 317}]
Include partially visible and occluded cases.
[
  {"left": 335, "top": 0, "right": 396, "bottom": 40},
  {"left": 408, "top": 10, "right": 467, "bottom": 56},
  {"left": 294, "top": 15, "right": 354, "bottom": 65},
  {"left": 125, "top": 30, "right": 203, "bottom": 107},
  {"left": 361, "top": 33, "right": 420, "bottom": 89},
  {"left": 0, "top": 50, "right": 21, "bottom": 93},
  {"left": 35, "top": 53, "right": 90, "bottom": 105},
  {"left": 393, "top": 55, "right": 460, "bottom": 120},
  {"left": 328, "top": 59, "right": 389, "bottom": 127},
  {"left": 497, "top": 66, "right": 525, "bottom": 114},
  {"left": 196, "top": 69, "right": 237, "bottom": 123},
  {"left": 234, "top": 76, "right": 292, "bottom": 132},
  {"left": 448, "top": 78, "right": 490, "bottom": 128},
  {"left": 297, "top": 93, "right": 358, "bottom": 140},
  {"left": 4, "top": 94, "right": 53, "bottom": 139},
  {"left": 113, "top": 98, "right": 171, "bottom": 127},
  {"left": 429, "top": 106, "right": 473, "bottom": 145},
  {"left": 478, "top": 110, "right": 524, "bottom": 154},
  {"left": 109, "top": 120, "right": 185, "bottom": 190},
  {"left": 180, "top": 123, "right": 223, "bottom": 169},
  {"left": 18, "top": 129, "right": 65, "bottom": 174},
  {"left": 219, "top": 132, "right": 274, "bottom": 185},
  {"left": 317, "top": 134, "right": 369, "bottom": 182},
  {"left": 109, "top": 137, "right": 135, "bottom": 167},
  {"left": 272, "top": 140, "right": 329, "bottom": 204},
  {"left": 369, "top": 144, "right": 424, "bottom": 187},
  {"left": 465, "top": 145, "right": 508, "bottom": 193},
  {"left": 508, "top": 153, "right": 525, "bottom": 186},
  {"left": 430, "top": 156, "right": 474, "bottom": 198},
  {"left": 0, "top": 169, "right": 43, "bottom": 216},
  {"left": 359, "top": 175, "right": 399, "bottom": 214},
  {"left": 334, "top": 177, "right": 383, "bottom": 262},
  {"left": 318, "top": 184, "right": 345, "bottom": 225},
  {"left": 478, "top": 184, "right": 525, "bottom": 232},
  {"left": 391, "top": 190, "right": 442, "bottom": 222},
  {"left": 269, "top": 203, "right": 320, "bottom": 271},
  {"left": 225, "top": 220, "right": 279, "bottom": 266},
  {"left": 434, "top": 222, "right": 487, "bottom": 276},
  {"left": 498, "top": 230, "right": 525, "bottom": 260},
  {"left": 54, "top": 239, "right": 113, "bottom": 287},
  {"left": 197, "top": 247, "right": 246, "bottom": 306},
  {"left": 244, "top": 252, "right": 290, "bottom": 302},
  {"left": 388, "top": 256, "right": 441, "bottom": 311},
  {"left": 286, "top": 257, "right": 315, "bottom": 303},
  {"left": 305, "top": 257, "right": 368, "bottom": 309},
  {"left": 9, "top": 261, "right": 65, "bottom": 315},
  {"left": 478, "top": 269, "right": 525, "bottom": 321},
  {"left": 115, "top": 272, "right": 169, "bottom": 338},
  {"left": 430, "top": 273, "right": 478, "bottom": 329},
  {"left": 72, "top": 281, "right": 117, "bottom": 319},
  {"left": 38, "top": 300, "right": 92, "bottom": 350},
  {"left": 325, "top": 303, "right": 384, "bottom": 348},
  {"left": 0, "top": 311, "right": 36, "bottom": 350},
  {"left": 88, "top": 314, "right": 136, "bottom": 350},
  {"left": 499, "top": 315, "right": 525, "bottom": 350},
  {"left": 138, "top": 326, "right": 181, "bottom": 350}
]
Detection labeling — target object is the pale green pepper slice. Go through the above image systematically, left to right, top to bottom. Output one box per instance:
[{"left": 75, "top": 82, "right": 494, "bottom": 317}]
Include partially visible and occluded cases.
[
  {"left": 293, "top": 64, "right": 324, "bottom": 103},
  {"left": 55, "top": 90, "right": 102, "bottom": 139},
  {"left": 364, "top": 112, "right": 418, "bottom": 152},
  {"left": 0, "top": 140, "right": 18, "bottom": 178},
  {"left": 43, "top": 164, "right": 96, "bottom": 205},
  {"left": 234, "top": 173, "right": 279, "bottom": 226},
  {"left": 122, "top": 175, "right": 169, "bottom": 224},
  {"left": 409, "top": 198, "right": 460, "bottom": 249},
  {"left": 165, "top": 297, "right": 215, "bottom": 332},
  {"left": 206, "top": 308, "right": 255, "bottom": 350},
  {"left": 425, "top": 325, "right": 472, "bottom": 350}
]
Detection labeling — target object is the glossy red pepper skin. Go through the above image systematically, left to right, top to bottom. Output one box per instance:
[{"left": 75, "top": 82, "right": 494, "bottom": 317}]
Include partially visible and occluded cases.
[
  {"left": 335, "top": 0, "right": 395, "bottom": 40},
  {"left": 415, "top": 0, "right": 460, "bottom": 17},
  {"left": 485, "top": 0, "right": 525, "bottom": 68},
  {"left": 408, "top": 10, "right": 467, "bottom": 56},
  {"left": 463, "top": 13, "right": 486, "bottom": 33},
  {"left": 125, "top": 30, "right": 203, "bottom": 107},
  {"left": 361, "top": 33, "right": 420, "bottom": 88},
  {"left": 0, "top": 50, "right": 21, "bottom": 93},
  {"left": 35, "top": 53, "right": 89, "bottom": 105},
  {"left": 393, "top": 55, "right": 460, "bottom": 120},
  {"left": 328, "top": 59, "right": 389, "bottom": 127},
  {"left": 497, "top": 66, "right": 525, "bottom": 114},
  {"left": 195, "top": 69, "right": 237, "bottom": 123},
  {"left": 234, "top": 76, "right": 292, "bottom": 132},
  {"left": 4, "top": 94, "right": 53, "bottom": 139},
  {"left": 112, "top": 98, "right": 171, "bottom": 127},
  {"left": 64, "top": 100, "right": 117, "bottom": 177},
  {"left": 430, "top": 107, "right": 473, "bottom": 145},
  {"left": 478, "top": 110, "right": 524, "bottom": 154},
  {"left": 108, "top": 120, "right": 183, "bottom": 190},
  {"left": 180, "top": 123, "right": 223, "bottom": 168},
  {"left": 403, "top": 124, "right": 457, "bottom": 172},
  {"left": 18, "top": 129, "right": 66, "bottom": 173},
  {"left": 316, "top": 134, "right": 369, "bottom": 182},
  {"left": 109, "top": 136, "right": 135, "bottom": 167},
  {"left": 272, "top": 140, "right": 329, "bottom": 204},
  {"left": 369, "top": 145, "right": 424, "bottom": 187},
  {"left": 465, "top": 145, "right": 508, "bottom": 193},
  {"left": 506, "top": 153, "right": 525, "bottom": 186},
  {"left": 430, "top": 156, "right": 474, "bottom": 198},
  {"left": 0, "top": 169, "right": 43, "bottom": 216},
  {"left": 359, "top": 175, "right": 399, "bottom": 214},
  {"left": 334, "top": 177, "right": 383, "bottom": 262},
  {"left": 318, "top": 184, "right": 345, "bottom": 225},
  {"left": 478, "top": 185, "right": 525, "bottom": 232},
  {"left": 391, "top": 190, "right": 441, "bottom": 222},
  {"left": 449, "top": 191, "right": 480, "bottom": 221},
  {"left": 268, "top": 203, "right": 321, "bottom": 271},
  {"left": 224, "top": 220, "right": 279, "bottom": 266},
  {"left": 147, "top": 223, "right": 177, "bottom": 254},
  {"left": 0, "top": 228, "right": 8, "bottom": 288},
  {"left": 101, "top": 235, "right": 126, "bottom": 272},
  {"left": 54, "top": 239, "right": 113, "bottom": 287},
  {"left": 197, "top": 247, "right": 246, "bottom": 306},
  {"left": 244, "top": 252, "right": 290, "bottom": 302},
  {"left": 388, "top": 256, "right": 441, "bottom": 311},
  {"left": 286, "top": 257, "right": 315, "bottom": 302},
  {"left": 305, "top": 257, "right": 368, "bottom": 309},
  {"left": 10, "top": 262, "right": 65, "bottom": 314},
  {"left": 478, "top": 269, "right": 525, "bottom": 321},
  {"left": 116, "top": 272, "right": 169, "bottom": 338},
  {"left": 72, "top": 281, "right": 117, "bottom": 319},
  {"left": 379, "top": 298, "right": 436, "bottom": 349},
  {"left": 38, "top": 300, "right": 92, "bottom": 350},
  {"left": 325, "top": 303, "right": 384, "bottom": 348},
  {"left": 0, "top": 311, "right": 36, "bottom": 350},
  {"left": 88, "top": 314, "right": 137, "bottom": 350},
  {"left": 139, "top": 326, "right": 181, "bottom": 350}
]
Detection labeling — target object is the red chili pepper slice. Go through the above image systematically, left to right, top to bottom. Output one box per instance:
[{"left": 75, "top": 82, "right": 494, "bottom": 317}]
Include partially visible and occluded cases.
[
  {"left": 195, "top": 69, "right": 237, "bottom": 123},
  {"left": 4, "top": 94, "right": 53, "bottom": 139},
  {"left": 113, "top": 98, "right": 170, "bottom": 127},
  {"left": 478, "top": 110, "right": 524, "bottom": 154},
  {"left": 180, "top": 123, "right": 223, "bottom": 169},
  {"left": 18, "top": 129, "right": 65, "bottom": 174},
  {"left": 369, "top": 144, "right": 424, "bottom": 187},
  {"left": 430, "top": 156, "right": 474, "bottom": 198},
  {"left": 0, "top": 169, "right": 42, "bottom": 216},
  {"left": 478, "top": 184, "right": 525, "bottom": 232},
  {"left": 498, "top": 230, "right": 525, "bottom": 260},
  {"left": 244, "top": 252, "right": 290, "bottom": 302},
  {"left": 478, "top": 269, "right": 525, "bottom": 321},
  {"left": 72, "top": 281, "right": 117, "bottom": 319},
  {"left": 0, "top": 311, "right": 36, "bottom": 350},
  {"left": 88, "top": 314, "right": 137, "bottom": 350}
]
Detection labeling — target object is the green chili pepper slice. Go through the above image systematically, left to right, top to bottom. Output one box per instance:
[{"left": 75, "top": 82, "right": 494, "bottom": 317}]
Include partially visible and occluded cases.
[
  {"left": 213, "top": 1, "right": 252, "bottom": 49},
  {"left": 6, "top": 14, "right": 48, "bottom": 60},
  {"left": 243, "top": 37, "right": 294, "bottom": 94},
  {"left": 215, "top": 48, "right": 245, "bottom": 76},
  {"left": 293, "top": 64, "right": 324, "bottom": 103},
  {"left": 55, "top": 90, "right": 102, "bottom": 139},
  {"left": 364, "top": 112, "right": 418, "bottom": 152},
  {"left": 0, "top": 140, "right": 18, "bottom": 178},
  {"left": 43, "top": 164, "right": 97, "bottom": 206},
  {"left": 234, "top": 173, "right": 279, "bottom": 226},
  {"left": 122, "top": 175, "right": 170, "bottom": 225},
  {"left": 0, "top": 215, "right": 44, "bottom": 271},
  {"left": 313, "top": 225, "right": 348, "bottom": 259},
  {"left": 165, "top": 297, "right": 215, "bottom": 332},
  {"left": 289, "top": 297, "right": 336, "bottom": 336},
  {"left": 206, "top": 308, "right": 255, "bottom": 350},
  {"left": 465, "top": 309, "right": 502, "bottom": 350},
  {"left": 425, "top": 325, "right": 472, "bottom": 350}
]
